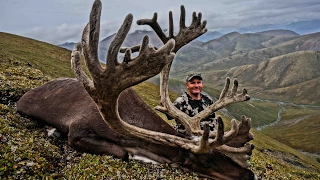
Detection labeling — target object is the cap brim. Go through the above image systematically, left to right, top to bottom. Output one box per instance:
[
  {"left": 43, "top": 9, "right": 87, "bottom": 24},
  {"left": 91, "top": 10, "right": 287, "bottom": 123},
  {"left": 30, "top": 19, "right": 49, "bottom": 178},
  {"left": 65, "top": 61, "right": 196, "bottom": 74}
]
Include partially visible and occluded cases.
[{"left": 187, "top": 75, "right": 202, "bottom": 82}]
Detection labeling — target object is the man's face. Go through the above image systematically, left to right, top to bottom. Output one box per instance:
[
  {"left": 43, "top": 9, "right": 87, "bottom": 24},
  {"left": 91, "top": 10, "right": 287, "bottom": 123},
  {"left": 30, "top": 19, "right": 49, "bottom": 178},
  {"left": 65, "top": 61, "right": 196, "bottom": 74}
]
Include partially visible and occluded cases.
[{"left": 186, "top": 77, "right": 203, "bottom": 95}]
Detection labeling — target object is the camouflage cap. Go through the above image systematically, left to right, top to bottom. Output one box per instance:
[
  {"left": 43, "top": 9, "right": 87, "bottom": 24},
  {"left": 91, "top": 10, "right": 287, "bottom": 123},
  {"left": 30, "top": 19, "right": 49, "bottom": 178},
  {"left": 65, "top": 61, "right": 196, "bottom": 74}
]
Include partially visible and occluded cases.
[{"left": 186, "top": 73, "right": 202, "bottom": 82}]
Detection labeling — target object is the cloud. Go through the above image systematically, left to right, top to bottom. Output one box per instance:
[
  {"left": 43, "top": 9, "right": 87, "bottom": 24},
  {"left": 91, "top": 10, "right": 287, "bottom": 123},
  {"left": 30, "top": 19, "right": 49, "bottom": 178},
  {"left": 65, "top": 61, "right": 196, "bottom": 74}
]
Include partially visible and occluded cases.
[
  {"left": 2, "top": 0, "right": 320, "bottom": 44},
  {"left": 204, "top": 0, "right": 320, "bottom": 29},
  {"left": 23, "top": 19, "right": 152, "bottom": 45},
  {"left": 23, "top": 23, "right": 85, "bottom": 45}
]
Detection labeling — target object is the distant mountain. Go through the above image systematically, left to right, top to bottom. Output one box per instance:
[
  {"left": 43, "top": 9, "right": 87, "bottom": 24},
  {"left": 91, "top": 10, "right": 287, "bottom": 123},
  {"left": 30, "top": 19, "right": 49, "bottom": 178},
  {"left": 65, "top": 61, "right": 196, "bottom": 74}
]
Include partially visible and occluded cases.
[
  {"left": 228, "top": 19, "right": 320, "bottom": 35},
  {"left": 285, "top": 19, "right": 320, "bottom": 35},
  {"left": 236, "top": 24, "right": 284, "bottom": 34},
  {"left": 257, "top": 29, "right": 299, "bottom": 37},
  {"left": 98, "top": 30, "right": 163, "bottom": 62},
  {"left": 196, "top": 31, "right": 223, "bottom": 42},
  {"left": 201, "top": 31, "right": 275, "bottom": 56},
  {"left": 201, "top": 32, "right": 241, "bottom": 51},
  {"left": 294, "top": 32, "right": 320, "bottom": 51},
  {"left": 58, "top": 42, "right": 76, "bottom": 51},
  {"left": 227, "top": 50, "right": 320, "bottom": 90}
]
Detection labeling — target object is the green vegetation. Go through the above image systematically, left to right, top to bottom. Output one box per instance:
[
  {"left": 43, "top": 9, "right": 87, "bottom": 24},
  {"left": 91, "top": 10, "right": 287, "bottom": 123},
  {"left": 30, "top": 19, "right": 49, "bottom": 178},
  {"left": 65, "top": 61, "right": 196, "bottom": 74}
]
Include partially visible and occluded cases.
[
  {"left": 0, "top": 32, "right": 74, "bottom": 78},
  {"left": 1, "top": 32, "right": 320, "bottom": 179},
  {"left": 0, "top": 58, "right": 50, "bottom": 102},
  {"left": 226, "top": 100, "right": 279, "bottom": 128},
  {"left": 262, "top": 105, "right": 320, "bottom": 154}
]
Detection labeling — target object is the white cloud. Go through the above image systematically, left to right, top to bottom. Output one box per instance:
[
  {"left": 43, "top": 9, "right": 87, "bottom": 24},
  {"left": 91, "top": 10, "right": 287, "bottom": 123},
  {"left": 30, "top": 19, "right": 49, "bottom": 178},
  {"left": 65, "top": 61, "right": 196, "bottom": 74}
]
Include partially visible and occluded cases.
[
  {"left": 1, "top": 0, "right": 320, "bottom": 44},
  {"left": 24, "top": 23, "right": 85, "bottom": 45}
]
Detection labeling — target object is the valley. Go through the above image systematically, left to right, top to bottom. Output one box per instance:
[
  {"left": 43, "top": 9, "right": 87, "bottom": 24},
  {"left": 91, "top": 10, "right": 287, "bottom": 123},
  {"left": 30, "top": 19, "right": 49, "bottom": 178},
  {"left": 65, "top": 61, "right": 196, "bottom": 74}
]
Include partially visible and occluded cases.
[{"left": 253, "top": 98, "right": 320, "bottom": 131}]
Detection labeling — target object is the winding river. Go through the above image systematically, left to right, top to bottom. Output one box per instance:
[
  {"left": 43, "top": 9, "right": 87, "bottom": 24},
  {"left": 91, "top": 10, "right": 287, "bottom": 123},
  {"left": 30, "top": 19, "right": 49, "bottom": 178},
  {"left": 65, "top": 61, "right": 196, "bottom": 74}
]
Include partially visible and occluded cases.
[{"left": 251, "top": 97, "right": 320, "bottom": 131}]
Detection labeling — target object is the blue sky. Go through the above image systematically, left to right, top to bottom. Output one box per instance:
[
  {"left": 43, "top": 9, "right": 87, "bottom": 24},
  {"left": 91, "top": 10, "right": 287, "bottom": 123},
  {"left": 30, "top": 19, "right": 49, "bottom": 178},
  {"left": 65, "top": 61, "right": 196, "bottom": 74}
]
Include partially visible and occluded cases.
[{"left": 1, "top": 0, "right": 320, "bottom": 45}]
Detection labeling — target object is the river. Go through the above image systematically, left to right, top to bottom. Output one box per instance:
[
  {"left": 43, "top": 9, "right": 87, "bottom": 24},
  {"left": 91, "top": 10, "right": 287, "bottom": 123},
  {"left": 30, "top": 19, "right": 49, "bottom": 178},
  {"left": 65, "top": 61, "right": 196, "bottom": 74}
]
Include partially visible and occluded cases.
[{"left": 250, "top": 98, "right": 320, "bottom": 131}]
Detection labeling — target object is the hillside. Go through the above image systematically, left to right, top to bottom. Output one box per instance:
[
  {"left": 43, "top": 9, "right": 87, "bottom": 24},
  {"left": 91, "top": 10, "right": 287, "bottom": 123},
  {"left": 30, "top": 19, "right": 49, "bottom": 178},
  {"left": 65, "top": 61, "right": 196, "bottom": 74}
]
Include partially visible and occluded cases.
[
  {"left": 257, "top": 30, "right": 299, "bottom": 37},
  {"left": 196, "top": 31, "right": 223, "bottom": 42},
  {"left": 0, "top": 32, "right": 74, "bottom": 78},
  {"left": 1, "top": 32, "right": 320, "bottom": 179},
  {"left": 170, "top": 32, "right": 320, "bottom": 104},
  {"left": 192, "top": 51, "right": 320, "bottom": 106},
  {"left": 226, "top": 51, "right": 320, "bottom": 90}
]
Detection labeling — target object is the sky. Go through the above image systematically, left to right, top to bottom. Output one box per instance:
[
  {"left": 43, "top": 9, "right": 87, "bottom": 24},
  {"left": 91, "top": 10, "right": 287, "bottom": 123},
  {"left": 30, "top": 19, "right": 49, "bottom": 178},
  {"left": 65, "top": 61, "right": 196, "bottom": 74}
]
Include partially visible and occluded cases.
[{"left": 1, "top": 0, "right": 320, "bottom": 45}]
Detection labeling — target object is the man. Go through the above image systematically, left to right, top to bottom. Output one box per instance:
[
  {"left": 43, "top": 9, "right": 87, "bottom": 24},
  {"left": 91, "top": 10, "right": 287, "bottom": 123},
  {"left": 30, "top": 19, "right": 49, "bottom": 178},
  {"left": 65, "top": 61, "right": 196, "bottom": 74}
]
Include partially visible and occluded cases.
[{"left": 168, "top": 73, "right": 216, "bottom": 135}]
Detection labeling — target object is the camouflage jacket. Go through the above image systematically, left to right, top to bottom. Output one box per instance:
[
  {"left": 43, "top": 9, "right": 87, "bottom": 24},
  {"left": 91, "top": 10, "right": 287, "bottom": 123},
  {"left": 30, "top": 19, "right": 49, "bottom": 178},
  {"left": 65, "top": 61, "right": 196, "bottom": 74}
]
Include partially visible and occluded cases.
[{"left": 169, "top": 92, "right": 216, "bottom": 135}]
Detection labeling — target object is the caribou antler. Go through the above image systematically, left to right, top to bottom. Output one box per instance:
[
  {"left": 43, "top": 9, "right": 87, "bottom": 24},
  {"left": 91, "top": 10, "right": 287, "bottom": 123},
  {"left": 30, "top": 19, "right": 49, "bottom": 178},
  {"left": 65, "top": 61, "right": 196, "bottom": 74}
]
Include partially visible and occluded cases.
[
  {"left": 72, "top": 0, "right": 197, "bottom": 154},
  {"left": 72, "top": 1, "right": 253, "bottom": 168},
  {"left": 135, "top": 4, "right": 254, "bottom": 165},
  {"left": 136, "top": 5, "right": 251, "bottom": 138}
]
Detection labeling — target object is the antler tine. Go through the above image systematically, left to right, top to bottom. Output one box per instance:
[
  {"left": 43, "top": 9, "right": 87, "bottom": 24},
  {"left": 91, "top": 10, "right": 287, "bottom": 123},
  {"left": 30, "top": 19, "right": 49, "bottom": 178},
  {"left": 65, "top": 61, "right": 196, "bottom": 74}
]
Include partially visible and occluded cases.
[
  {"left": 81, "top": 0, "right": 104, "bottom": 75},
  {"left": 179, "top": 5, "right": 186, "bottom": 29},
  {"left": 169, "top": 11, "right": 174, "bottom": 38},
  {"left": 194, "top": 12, "right": 202, "bottom": 28},
  {"left": 137, "top": 13, "right": 169, "bottom": 44},
  {"left": 106, "top": 14, "right": 133, "bottom": 69},
  {"left": 71, "top": 42, "right": 95, "bottom": 94},
  {"left": 122, "top": 49, "right": 132, "bottom": 63},
  {"left": 219, "top": 77, "right": 231, "bottom": 99},
  {"left": 231, "top": 78, "right": 238, "bottom": 95},
  {"left": 231, "top": 79, "right": 250, "bottom": 102},
  {"left": 216, "top": 116, "right": 254, "bottom": 167},
  {"left": 239, "top": 116, "right": 253, "bottom": 137},
  {"left": 215, "top": 117, "right": 225, "bottom": 143},
  {"left": 196, "top": 123, "right": 211, "bottom": 153},
  {"left": 216, "top": 142, "right": 254, "bottom": 168}
]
